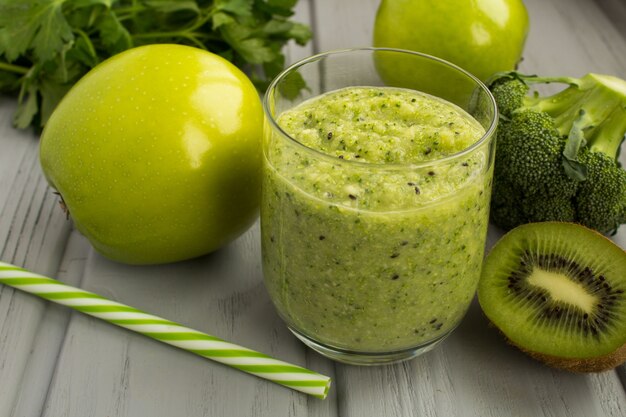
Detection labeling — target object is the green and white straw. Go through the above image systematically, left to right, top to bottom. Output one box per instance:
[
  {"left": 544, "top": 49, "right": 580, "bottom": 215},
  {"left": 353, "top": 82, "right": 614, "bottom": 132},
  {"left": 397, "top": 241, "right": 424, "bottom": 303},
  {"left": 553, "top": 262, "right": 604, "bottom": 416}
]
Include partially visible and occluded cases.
[{"left": 0, "top": 261, "right": 331, "bottom": 399}]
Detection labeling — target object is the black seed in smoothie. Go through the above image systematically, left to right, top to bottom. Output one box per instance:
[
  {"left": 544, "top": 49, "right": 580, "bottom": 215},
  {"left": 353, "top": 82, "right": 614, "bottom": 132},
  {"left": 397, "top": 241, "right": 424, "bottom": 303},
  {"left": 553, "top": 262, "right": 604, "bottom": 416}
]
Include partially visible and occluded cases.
[
  {"left": 327, "top": 132, "right": 333, "bottom": 140},
  {"left": 424, "top": 147, "right": 432, "bottom": 155},
  {"left": 338, "top": 155, "right": 344, "bottom": 159},
  {"left": 462, "top": 162, "right": 469, "bottom": 167},
  {"left": 428, "top": 171, "right": 436, "bottom": 176},
  {"left": 414, "top": 186, "right": 421, "bottom": 195},
  {"left": 348, "top": 194, "right": 357, "bottom": 200},
  {"left": 319, "top": 235, "right": 325, "bottom": 240},
  {"left": 401, "top": 241, "right": 409, "bottom": 246},
  {"left": 390, "top": 253, "right": 400, "bottom": 259},
  {"left": 391, "top": 274, "right": 400, "bottom": 280},
  {"left": 429, "top": 318, "right": 437, "bottom": 324}
]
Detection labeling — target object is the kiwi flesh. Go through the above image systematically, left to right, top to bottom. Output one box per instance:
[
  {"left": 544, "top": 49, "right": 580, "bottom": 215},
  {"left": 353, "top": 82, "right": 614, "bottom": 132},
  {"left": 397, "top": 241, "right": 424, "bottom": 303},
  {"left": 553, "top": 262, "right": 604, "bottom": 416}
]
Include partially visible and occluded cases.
[{"left": 478, "top": 222, "right": 626, "bottom": 372}]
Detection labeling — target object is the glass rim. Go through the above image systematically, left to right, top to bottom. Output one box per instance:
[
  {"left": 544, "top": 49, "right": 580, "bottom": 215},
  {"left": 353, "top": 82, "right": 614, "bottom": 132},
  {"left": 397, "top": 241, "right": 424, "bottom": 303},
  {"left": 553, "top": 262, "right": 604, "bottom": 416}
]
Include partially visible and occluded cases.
[{"left": 262, "top": 47, "right": 499, "bottom": 169}]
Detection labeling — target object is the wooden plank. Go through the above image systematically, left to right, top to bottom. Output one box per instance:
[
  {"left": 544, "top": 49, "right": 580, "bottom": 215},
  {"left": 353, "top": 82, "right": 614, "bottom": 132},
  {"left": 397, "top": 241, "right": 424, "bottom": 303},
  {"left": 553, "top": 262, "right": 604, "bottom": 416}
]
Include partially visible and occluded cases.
[
  {"left": 0, "top": 0, "right": 623, "bottom": 415},
  {"left": 286, "top": 0, "right": 316, "bottom": 65},
  {"left": 310, "top": 0, "right": 626, "bottom": 415},
  {"left": 310, "top": 0, "right": 379, "bottom": 51},
  {"left": 521, "top": 0, "right": 626, "bottom": 76},
  {"left": 522, "top": 0, "right": 626, "bottom": 393},
  {"left": 523, "top": 0, "right": 626, "bottom": 391},
  {"left": 595, "top": 0, "right": 626, "bottom": 39},
  {"left": 36, "top": 3, "right": 336, "bottom": 416},
  {"left": 284, "top": 4, "right": 341, "bottom": 416},
  {"left": 0, "top": 101, "right": 73, "bottom": 417},
  {"left": 40, "top": 224, "right": 310, "bottom": 417},
  {"left": 10, "top": 231, "right": 90, "bottom": 417}
]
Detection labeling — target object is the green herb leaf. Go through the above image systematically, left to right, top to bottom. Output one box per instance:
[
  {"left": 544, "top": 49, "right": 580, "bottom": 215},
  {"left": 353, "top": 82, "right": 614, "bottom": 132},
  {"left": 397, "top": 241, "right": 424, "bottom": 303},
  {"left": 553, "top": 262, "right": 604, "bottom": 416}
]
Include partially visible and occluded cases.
[
  {"left": 0, "top": 0, "right": 311, "bottom": 130},
  {"left": 0, "top": 0, "right": 76, "bottom": 64},
  {"left": 72, "top": 0, "right": 113, "bottom": 8},
  {"left": 216, "top": 0, "right": 254, "bottom": 17},
  {"left": 261, "top": 0, "right": 298, "bottom": 16},
  {"left": 268, "top": 0, "right": 298, "bottom": 9},
  {"left": 144, "top": 1, "right": 200, "bottom": 14},
  {"left": 0, "top": 2, "right": 45, "bottom": 62},
  {"left": 33, "top": 2, "right": 74, "bottom": 63},
  {"left": 97, "top": 11, "right": 132, "bottom": 54},
  {"left": 212, "top": 12, "right": 235, "bottom": 29},
  {"left": 220, "top": 22, "right": 277, "bottom": 64},
  {"left": 287, "top": 22, "right": 311, "bottom": 45},
  {"left": 69, "top": 34, "right": 100, "bottom": 68},
  {"left": 278, "top": 69, "right": 308, "bottom": 100},
  {"left": 0, "top": 71, "right": 20, "bottom": 93},
  {"left": 40, "top": 78, "right": 72, "bottom": 126},
  {"left": 14, "top": 84, "right": 40, "bottom": 129}
]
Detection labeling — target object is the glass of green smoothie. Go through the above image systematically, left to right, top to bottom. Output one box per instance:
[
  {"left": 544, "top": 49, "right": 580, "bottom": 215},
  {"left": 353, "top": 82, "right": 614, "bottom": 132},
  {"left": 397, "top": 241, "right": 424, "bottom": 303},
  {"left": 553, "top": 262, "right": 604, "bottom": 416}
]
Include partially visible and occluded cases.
[{"left": 262, "top": 48, "right": 497, "bottom": 365}]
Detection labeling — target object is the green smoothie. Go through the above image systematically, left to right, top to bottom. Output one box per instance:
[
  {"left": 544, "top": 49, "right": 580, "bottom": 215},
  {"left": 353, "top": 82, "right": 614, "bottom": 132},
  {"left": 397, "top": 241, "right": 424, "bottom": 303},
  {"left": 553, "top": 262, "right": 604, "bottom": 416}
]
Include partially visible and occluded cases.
[{"left": 262, "top": 86, "right": 492, "bottom": 352}]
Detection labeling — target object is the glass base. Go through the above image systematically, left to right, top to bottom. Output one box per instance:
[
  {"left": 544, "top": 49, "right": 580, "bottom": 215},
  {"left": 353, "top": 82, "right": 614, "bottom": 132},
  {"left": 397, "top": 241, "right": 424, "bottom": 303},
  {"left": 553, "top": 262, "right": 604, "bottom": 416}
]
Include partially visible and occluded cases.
[{"left": 288, "top": 327, "right": 453, "bottom": 366}]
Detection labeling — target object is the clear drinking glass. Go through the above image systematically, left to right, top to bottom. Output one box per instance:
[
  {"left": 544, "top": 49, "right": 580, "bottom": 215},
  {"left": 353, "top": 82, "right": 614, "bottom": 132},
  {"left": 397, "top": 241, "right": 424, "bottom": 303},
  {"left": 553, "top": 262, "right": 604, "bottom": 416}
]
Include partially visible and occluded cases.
[{"left": 261, "top": 48, "right": 497, "bottom": 365}]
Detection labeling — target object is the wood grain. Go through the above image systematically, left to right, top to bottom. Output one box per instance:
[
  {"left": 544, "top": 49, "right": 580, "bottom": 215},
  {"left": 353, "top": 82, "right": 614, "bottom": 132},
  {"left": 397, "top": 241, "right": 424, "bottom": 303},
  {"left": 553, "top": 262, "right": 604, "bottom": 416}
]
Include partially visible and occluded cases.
[
  {"left": 0, "top": 0, "right": 625, "bottom": 416},
  {"left": 310, "top": 0, "right": 626, "bottom": 416},
  {"left": 26, "top": 4, "right": 335, "bottom": 416},
  {"left": 0, "top": 101, "right": 72, "bottom": 417},
  {"left": 11, "top": 231, "right": 89, "bottom": 417}
]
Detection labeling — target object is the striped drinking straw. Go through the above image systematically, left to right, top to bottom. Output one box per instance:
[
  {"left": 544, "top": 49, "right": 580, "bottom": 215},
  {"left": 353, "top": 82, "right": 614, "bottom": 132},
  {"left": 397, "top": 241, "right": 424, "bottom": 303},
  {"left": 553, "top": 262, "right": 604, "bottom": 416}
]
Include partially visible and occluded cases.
[{"left": 0, "top": 261, "right": 331, "bottom": 399}]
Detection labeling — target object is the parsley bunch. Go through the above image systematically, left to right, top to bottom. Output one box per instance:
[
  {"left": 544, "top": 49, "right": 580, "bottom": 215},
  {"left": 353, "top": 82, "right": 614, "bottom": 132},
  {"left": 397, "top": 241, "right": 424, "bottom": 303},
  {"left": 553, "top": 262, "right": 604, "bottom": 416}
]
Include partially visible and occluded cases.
[{"left": 0, "top": 0, "right": 311, "bottom": 130}]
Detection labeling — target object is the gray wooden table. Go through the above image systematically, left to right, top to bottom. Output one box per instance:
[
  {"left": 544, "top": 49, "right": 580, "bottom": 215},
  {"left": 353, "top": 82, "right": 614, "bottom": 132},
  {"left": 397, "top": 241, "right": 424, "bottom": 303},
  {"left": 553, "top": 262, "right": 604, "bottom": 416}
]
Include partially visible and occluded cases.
[{"left": 1, "top": 0, "right": 625, "bottom": 416}]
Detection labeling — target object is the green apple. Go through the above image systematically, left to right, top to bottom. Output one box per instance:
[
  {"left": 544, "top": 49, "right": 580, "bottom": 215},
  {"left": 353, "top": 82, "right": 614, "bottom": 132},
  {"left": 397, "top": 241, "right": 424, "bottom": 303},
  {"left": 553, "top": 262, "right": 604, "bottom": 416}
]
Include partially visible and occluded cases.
[
  {"left": 373, "top": 0, "right": 530, "bottom": 83},
  {"left": 40, "top": 45, "right": 263, "bottom": 265}
]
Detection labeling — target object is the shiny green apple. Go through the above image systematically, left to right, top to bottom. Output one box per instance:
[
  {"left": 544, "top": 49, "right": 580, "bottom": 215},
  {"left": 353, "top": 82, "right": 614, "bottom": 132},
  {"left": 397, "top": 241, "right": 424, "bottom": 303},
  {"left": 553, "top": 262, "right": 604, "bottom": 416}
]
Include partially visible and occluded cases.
[
  {"left": 373, "top": 0, "right": 530, "bottom": 82},
  {"left": 40, "top": 44, "right": 263, "bottom": 265}
]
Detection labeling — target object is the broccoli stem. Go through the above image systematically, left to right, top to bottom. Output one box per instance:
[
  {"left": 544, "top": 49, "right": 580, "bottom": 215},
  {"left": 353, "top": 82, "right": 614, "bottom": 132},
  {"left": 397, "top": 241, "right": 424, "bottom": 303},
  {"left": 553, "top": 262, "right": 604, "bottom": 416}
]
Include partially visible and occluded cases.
[
  {"left": 522, "top": 73, "right": 626, "bottom": 160},
  {"left": 586, "top": 105, "right": 626, "bottom": 158}
]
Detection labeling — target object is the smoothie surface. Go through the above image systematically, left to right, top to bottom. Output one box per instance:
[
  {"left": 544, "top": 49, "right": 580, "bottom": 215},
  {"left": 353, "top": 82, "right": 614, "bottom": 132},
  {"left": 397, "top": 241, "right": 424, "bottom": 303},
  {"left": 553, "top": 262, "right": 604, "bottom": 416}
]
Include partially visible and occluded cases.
[{"left": 277, "top": 86, "right": 485, "bottom": 164}]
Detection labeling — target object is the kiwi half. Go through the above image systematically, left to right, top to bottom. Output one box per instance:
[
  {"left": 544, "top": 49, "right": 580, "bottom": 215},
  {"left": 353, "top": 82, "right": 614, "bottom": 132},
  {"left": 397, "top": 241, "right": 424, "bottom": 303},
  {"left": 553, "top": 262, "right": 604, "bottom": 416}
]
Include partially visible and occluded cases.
[{"left": 478, "top": 222, "right": 626, "bottom": 372}]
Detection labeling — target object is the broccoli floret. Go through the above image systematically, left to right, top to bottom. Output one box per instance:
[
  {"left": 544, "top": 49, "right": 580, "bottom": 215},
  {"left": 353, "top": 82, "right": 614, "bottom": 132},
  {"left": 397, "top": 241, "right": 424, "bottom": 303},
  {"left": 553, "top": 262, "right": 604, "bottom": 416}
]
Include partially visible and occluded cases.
[
  {"left": 489, "top": 72, "right": 626, "bottom": 234},
  {"left": 489, "top": 76, "right": 528, "bottom": 118},
  {"left": 496, "top": 109, "right": 578, "bottom": 199},
  {"left": 575, "top": 150, "right": 626, "bottom": 233},
  {"left": 490, "top": 171, "right": 576, "bottom": 228},
  {"left": 490, "top": 178, "right": 526, "bottom": 230},
  {"left": 522, "top": 194, "right": 576, "bottom": 223}
]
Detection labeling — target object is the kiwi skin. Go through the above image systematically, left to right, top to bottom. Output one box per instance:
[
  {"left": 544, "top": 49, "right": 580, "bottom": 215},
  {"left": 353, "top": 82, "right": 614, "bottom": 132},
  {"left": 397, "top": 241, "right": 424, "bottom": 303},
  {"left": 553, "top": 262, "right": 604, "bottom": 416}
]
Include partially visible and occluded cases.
[
  {"left": 479, "top": 222, "right": 626, "bottom": 373},
  {"left": 491, "top": 322, "right": 626, "bottom": 372},
  {"left": 521, "top": 342, "right": 626, "bottom": 373}
]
